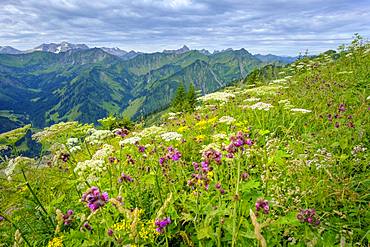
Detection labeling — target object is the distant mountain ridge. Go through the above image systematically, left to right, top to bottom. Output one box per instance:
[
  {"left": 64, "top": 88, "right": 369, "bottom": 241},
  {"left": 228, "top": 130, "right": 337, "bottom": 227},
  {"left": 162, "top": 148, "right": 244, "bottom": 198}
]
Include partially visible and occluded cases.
[
  {"left": 0, "top": 42, "right": 295, "bottom": 132},
  {"left": 0, "top": 42, "right": 297, "bottom": 62},
  {"left": 0, "top": 46, "right": 22, "bottom": 54}
]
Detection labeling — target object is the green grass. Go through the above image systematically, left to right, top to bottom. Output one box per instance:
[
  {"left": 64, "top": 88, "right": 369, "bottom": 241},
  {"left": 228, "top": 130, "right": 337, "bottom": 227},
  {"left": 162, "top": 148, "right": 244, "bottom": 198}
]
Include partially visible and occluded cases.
[{"left": 0, "top": 38, "right": 369, "bottom": 246}]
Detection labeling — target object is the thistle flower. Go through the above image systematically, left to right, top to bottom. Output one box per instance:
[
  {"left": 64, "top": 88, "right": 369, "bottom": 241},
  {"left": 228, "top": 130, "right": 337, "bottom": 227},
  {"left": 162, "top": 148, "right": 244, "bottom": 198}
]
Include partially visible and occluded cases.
[
  {"left": 338, "top": 103, "right": 346, "bottom": 112},
  {"left": 334, "top": 122, "right": 340, "bottom": 128},
  {"left": 347, "top": 122, "right": 354, "bottom": 128},
  {"left": 114, "top": 128, "right": 129, "bottom": 137},
  {"left": 138, "top": 145, "right": 146, "bottom": 153},
  {"left": 159, "top": 146, "right": 182, "bottom": 165},
  {"left": 202, "top": 148, "right": 222, "bottom": 164},
  {"left": 59, "top": 153, "right": 70, "bottom": 162},
  {"left": 126, "top": 154, "right": 135, "bottom": 164},
  {"left": 108, "top": 157, "right": 119, "bottom": 164},
  {"left": 241, "top": 172, "right": 249, "bottom": 181},
  {"left": 118, "top": 173, "right": 134, "bottom": 183},
  {"left": 215, "top": 182, "right": 221, "bottom": 189},
  {"left": 81, "top": 187, "right": 109, "bottom": 212},
  {"left": 255, "top": 198, "right": 269, "bottom": 214},
  {"left": 62, "top": 209, "right": 74, "bottom": 225},
  {"left": 296, "top": 209, "right": 320, "bottom": 225},
  {"left": 0, "top": 215, "right": 4, "bottom": 222},
  {"left": 155, "top": 217, "right": 171, "bottom": 233},
  {"left": 83, "top": 222, "right": 92, "bottom": 231},
  {"left": 107, "top": 229, "right": 114, "bottom": 236}
]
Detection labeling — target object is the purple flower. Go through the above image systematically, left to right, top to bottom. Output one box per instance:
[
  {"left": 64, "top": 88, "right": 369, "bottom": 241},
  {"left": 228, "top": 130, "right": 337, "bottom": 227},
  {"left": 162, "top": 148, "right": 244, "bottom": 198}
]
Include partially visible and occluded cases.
[
  {"left": 338, "top": 104, "right": 346, "bottom": 112},
  {"left": 327, "top": 114, "right": 333, "bottom": 122},
  {"left": 334, "top": 122, "right": 340, "bottom": 128},
  {"left": 115, "top": 128, "right": 129, "bottom": 137},
  {"left": 138, "top": 145, "right": 146, "bottom": 153},
  {"left": 159, "top": 146, "right": 182, "bottom": 165},
  {"left": 59, "top": 153, "right": 70, "bottom": 162},
  {"left": 109, "top": 157, "right": 119, "bottom": 164},
  {"left": 159, "top": 157, "right": 165, "bottom": 165},
  {"left": 193, "top": 162, "right": 199, "bottom": 171},
  {"left": 241, "top": 172, "right": 249, "bottom": 181},
  {"left": 118, "top": 173, "right": 134, "bottom": 183},
  {"left": 215, "top": 182, "right": 221, "bottom": 189},
  {"left": 81, "top": 187, "right": 109, "bottom": 212},
  {"left": 255, "top": 198, "right": 269, "bottom": 214},
  {"left": 297, "top": 208, "right": 320, "bottom": 225},
  {"left": 67, "top": 209, "right": 74, "bottom": 216},
  {"left": 0, "top": 216, "right": 4, "bottom": 222},
  {"left": 155, "top": 217, "right": 171, "bottom": 233},
  {"left": 83, "top": 222, "right": 92, "bottom": 231},
  {"left": 107, "top": 228, "right": 114, "bottom": 236}
]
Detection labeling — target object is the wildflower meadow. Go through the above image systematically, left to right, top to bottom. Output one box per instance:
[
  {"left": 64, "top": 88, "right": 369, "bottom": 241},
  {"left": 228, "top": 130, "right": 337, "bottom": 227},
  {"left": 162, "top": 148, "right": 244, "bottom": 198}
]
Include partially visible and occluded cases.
[{"left": 0, "top": 37, "right": 369, "bottom": 246}]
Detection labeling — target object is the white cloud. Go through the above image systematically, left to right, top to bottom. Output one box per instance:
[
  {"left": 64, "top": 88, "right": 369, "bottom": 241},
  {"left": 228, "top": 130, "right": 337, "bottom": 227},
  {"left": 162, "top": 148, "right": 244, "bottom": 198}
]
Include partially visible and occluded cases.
[{"left": 0, "top": 0, "right": 369, "bottom": 55}]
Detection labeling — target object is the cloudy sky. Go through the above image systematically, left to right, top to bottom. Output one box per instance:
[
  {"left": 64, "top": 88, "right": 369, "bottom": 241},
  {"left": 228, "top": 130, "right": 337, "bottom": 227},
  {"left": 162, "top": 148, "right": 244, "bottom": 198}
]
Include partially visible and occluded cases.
[{"left": 0, "top": 0, "right": 369, "bottom": 55}]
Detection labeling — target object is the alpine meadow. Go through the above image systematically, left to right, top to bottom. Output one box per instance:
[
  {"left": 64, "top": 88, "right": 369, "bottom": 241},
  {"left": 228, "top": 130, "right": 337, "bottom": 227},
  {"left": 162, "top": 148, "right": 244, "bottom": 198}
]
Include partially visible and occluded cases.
[{"left": 0, "top": 1, "right": 369, "bottom": 247}]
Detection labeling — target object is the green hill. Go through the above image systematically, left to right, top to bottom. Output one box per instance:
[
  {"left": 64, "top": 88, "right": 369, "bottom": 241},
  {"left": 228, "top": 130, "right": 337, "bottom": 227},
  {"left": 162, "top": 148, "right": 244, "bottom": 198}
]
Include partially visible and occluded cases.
[
  {"left": 0, "top": 37, "right": 368, "bottom": 246},
  {"left": 0, "top": 48, "right": 269, "bottom": 132}
]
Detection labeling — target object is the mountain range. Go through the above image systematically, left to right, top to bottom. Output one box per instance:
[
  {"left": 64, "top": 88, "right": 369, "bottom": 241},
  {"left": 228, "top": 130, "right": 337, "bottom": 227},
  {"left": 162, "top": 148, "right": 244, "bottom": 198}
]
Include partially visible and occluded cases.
[{"left": 0, "top": 42, "right": 297, "bottom": 132}]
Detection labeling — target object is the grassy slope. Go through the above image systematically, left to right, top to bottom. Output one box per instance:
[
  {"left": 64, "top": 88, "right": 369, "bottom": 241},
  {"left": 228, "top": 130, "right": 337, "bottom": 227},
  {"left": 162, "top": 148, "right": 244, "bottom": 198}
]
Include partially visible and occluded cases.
[{"left": 0, "top": 40, "right": 369, "bottom": 246}]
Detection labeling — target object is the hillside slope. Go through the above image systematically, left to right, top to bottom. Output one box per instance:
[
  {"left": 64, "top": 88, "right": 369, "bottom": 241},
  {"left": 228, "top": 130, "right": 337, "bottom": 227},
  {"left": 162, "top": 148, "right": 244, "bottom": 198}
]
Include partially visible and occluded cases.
[
  {"left": 0, "top": 38, "right": 369, "bottom": 246},
  {"left": 0, "top": 48, "right": 265, "bottom": 132}
]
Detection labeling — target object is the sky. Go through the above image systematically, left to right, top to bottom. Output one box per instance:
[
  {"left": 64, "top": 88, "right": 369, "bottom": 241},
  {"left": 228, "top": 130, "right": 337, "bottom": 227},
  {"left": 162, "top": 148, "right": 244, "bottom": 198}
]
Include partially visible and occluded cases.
[{"left": 0, "top": 0, "right": 369, "bottom": 56}]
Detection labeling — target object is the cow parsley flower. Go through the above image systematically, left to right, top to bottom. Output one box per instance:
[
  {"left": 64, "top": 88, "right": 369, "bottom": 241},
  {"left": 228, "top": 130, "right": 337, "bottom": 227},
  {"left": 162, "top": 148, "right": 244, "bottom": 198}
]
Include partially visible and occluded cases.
[
  {"left": 249, "top": 102, "right": 273, "bottom": 111},
  {"left": 290, "top": 108, "right": 312, "bottom": 113},
  {"left": 218, "top": 116, "right": 236, "bottom": 124},
  {"left": 85, "top": 129, "right": 113, "bottom": 145},
  {"left": 160, "top": 132, "right": 182, "bottom": 141},
  {"left": 119, "top": 136, "right": 142, "bottom": 145}
]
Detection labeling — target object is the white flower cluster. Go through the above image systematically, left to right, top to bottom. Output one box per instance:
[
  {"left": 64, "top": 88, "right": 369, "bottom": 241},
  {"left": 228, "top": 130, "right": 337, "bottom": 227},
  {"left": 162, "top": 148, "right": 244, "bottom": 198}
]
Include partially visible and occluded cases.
[
  {"left": 337, "top": 71, "right": 353, "bottom": 74},
  {"left": 271, "top": 79, "right": 287, "bottom": 84},
  {"left": 242, "top": 85, "right": 284, "bottom": 96},
  {"left": 198, "top": 92, "right": 235, "bottom": 102},
  {"left": 244, "top": 97, "right": 261, "bottom": 102},
  {"left": 278, "top": 99, "right": 295, "bottom": 110},
  {"left": 249, "top": 102, "right": 273, "bottom": 111},
  {"left": 290, "top": 108, "right": 312, "bottom": 113},
  {"left": 218, "top": 116, "right": 236, "bottom": 124},
  {"left": 32, "top": 122, "right": 79, "bottom": 142},
  {"left": 138, "top": 125, "right": 163, "bottom": 137},
  {"left": 85, "top": 129, "right": 113, "bottom": 145},
  {"left": 160, "top": 132, "right": 182, "bottom": 141},
  {"left": 212, "top": 133, "right": 228, "bottom": 141},
  {"left": 119, "top": 136, "right": 141, "bottom": 145},
  {"left": 66, "top": 138, "right": 81, "bottom": 153},
  {"left": 200, "top": 142, "right": 222, "bottom": 154},
  {"left": 74, "top": 144, "right": 114, "bottom": 179},
  {"left": 92, "top": 144, "right": 114, "bottom": 160},
  {"left": 351, "top": 144, "right": 367, "bottom": 156},
  {"left": 306, "top": 148, "right": 334, "bottom": 169},
  {"left": 4, "top": 157, "right": 35, "bottom": 181},
  {"left": 74, "top": 159, "right": 105, "bottom": 178}
]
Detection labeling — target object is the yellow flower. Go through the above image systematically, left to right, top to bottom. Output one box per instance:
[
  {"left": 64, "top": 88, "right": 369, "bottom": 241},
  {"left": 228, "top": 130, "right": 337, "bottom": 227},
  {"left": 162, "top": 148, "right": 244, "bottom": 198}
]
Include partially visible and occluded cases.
[
  {"left": 207, "top": 117, "right": 218, "bottom": 124},
  {"left": 195, "top": 120, "right": 208, "bottom": 128},
  {"left": 177, "top": 126, "right": 189, "bottom": 133},
  {"left": 195, "top": 135, "right": 205, "bottom": 142},
  {"left": 207, "top": 171, "right": 214, "bottom": 179},
  {"left": 48, "top": 236, "right": 63, "bottom": 247}
]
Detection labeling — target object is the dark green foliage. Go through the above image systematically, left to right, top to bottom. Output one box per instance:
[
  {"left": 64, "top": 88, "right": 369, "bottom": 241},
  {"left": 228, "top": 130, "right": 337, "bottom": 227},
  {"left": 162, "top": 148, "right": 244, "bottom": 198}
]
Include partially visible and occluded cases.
[
  {"left": 0, "top": 48, "right": 288, "bottom": 132},
  {"left": 171, "top": 82, "right": 198, "bottom": 112},
  {"left": 186, "top": 83, "right": 197, "bottom": 111}
]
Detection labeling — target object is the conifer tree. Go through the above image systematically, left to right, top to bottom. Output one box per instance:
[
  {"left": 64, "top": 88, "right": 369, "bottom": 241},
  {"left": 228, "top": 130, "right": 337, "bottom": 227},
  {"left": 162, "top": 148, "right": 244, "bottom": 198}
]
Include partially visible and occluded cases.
[
  {"left": 172, "top": 83, "right": 186, "bottom": 111},
  {"left": 186, "top": 83, "right": 197, "bottom": 112}
]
